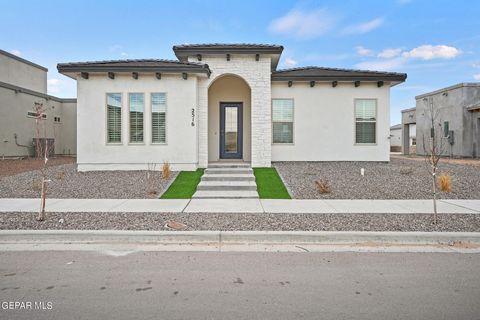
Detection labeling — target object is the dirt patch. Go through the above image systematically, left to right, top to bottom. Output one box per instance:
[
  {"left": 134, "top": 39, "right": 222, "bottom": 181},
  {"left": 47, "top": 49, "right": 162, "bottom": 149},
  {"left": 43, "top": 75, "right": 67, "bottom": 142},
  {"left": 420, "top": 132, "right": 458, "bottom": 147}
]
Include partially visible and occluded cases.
[{"left": 0, "top": 157, "right": 76, "bottom": 177}]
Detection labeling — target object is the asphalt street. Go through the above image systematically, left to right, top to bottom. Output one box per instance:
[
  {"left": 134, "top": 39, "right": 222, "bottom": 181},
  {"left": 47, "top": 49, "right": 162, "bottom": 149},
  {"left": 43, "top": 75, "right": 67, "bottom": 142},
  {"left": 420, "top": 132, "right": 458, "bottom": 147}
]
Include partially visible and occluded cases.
[{"left": 1, "top": 251, "right": 479, "bottom": 320}]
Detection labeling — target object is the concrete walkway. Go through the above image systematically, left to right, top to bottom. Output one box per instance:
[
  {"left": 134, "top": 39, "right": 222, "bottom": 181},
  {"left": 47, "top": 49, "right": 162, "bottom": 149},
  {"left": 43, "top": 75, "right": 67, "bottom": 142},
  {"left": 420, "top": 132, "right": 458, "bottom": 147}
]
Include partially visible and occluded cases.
[{"left": 0, "top": 198, "right": 479, "bottom": 214}]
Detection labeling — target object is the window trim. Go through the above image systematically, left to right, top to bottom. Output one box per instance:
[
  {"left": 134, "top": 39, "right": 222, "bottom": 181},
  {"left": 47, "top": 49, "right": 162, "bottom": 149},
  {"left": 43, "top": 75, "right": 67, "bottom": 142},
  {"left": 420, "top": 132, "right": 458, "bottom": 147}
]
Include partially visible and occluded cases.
[
  {"left": 105, "top": 92, "right": 123, "bottom": 145},
  {"left": 128, "top": 92, "right": 146, "bottom": 145},
  {"left": 150, "top": 92, "right": 168, "bottom": 145},
  {"left": 271, "top": 98, "right": 295, "bottom": 145},
  {"left": 354, "top": 98, "right": 378, "bottom": 146},
  {"left": 27, "top": 111, "right": 47, "bottom": 120}
]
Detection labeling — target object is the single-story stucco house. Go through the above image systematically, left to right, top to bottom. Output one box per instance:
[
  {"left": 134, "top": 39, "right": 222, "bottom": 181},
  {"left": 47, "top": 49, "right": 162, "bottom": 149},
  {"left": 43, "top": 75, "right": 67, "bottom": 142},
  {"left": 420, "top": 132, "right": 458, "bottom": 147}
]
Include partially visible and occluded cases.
[{"left": 57, "top": 43, "right": 407, "bottom": 171}]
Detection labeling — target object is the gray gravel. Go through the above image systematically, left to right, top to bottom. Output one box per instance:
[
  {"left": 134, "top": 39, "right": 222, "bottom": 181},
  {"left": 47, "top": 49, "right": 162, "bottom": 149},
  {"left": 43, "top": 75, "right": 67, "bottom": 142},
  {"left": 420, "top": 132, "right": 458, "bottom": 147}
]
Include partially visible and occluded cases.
[
  {"left": 274, "top": 158, "right": 480, "bottom": 199},
  {"left": 0, "top": 164, "right": 177, "bottom": 199},
  {"left": 1, "top": 212, "right": 478, "bottom": 232}
]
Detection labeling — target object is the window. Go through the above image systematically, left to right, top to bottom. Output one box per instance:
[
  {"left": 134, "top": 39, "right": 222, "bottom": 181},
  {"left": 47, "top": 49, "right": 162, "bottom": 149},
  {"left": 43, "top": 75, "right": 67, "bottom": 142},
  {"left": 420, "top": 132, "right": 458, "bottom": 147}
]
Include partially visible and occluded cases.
[
  {"left": 106, "top": 93, "right": 122, "bottom": 143},
  {"left": 129, "top": 93, "right": 144, "bottom": 143},
  {"left": 151, "top": 93, "right": 166, "bottom": 143},
  {"left": 272, "top": 99, "right": 294, "bottom": 144},
  {"left": 355, "top": 99, "right": 377, "bottom": 144},
  {"left": 27, "top": 111, "right": 47, "bottom": 119},
  {"left": 54, "top": 116, "right": 61, "bottom": 123},
  {"left": 444, "top": 121, "right": 449, "bottom": 137}
]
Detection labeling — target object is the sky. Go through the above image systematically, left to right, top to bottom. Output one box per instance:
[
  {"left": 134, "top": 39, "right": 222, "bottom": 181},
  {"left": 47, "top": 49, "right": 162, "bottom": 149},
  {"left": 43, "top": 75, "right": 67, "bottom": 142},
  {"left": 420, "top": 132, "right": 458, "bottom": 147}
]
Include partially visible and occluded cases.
[{"left": 1, "top": 0, "right": 479, "bottom": 125}]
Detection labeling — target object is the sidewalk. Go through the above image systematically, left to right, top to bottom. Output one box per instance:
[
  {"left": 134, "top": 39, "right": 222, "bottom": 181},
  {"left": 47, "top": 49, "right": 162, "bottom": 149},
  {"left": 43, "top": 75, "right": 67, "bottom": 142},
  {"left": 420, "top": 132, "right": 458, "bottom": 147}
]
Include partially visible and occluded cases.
[{"left": 0, "top": 198, "right": 479, "bottom": 214}]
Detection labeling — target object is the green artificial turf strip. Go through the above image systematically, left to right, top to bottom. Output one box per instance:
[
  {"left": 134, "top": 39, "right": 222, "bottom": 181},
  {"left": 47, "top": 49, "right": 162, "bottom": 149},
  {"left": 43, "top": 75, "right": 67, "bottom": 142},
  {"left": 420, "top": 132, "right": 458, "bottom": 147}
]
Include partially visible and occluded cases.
[
  {"left": 253, "top": 168, "right": 291, "bottom": 199},
  {"left": 160, "top": 169, "right": 205, "bottom": 199}
]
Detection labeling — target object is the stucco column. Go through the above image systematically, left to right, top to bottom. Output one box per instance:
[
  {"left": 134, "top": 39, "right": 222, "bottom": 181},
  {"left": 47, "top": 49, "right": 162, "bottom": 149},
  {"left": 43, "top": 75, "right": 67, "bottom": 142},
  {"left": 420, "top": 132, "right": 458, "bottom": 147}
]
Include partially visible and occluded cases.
[
  {"left": 197, "top": 79, "right": 209, "bottom": 168},
  {"left": 251, "top": 84, "right": 272, "bottom": 167}
]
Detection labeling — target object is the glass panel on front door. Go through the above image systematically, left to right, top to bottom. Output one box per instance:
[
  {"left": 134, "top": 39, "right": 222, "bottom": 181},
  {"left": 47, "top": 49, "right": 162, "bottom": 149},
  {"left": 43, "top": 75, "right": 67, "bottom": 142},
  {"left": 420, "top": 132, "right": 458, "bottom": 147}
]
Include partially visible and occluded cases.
[{"left": 225, "top": 107, "right": 238, "bottom": 153}]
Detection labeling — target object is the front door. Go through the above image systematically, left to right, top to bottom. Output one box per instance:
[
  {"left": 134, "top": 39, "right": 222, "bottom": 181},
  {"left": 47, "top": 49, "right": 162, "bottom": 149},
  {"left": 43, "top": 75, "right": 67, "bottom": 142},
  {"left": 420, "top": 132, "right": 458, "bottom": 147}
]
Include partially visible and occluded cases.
[{"left": 220, "top": 102, "right": 243, "bottom": 159}]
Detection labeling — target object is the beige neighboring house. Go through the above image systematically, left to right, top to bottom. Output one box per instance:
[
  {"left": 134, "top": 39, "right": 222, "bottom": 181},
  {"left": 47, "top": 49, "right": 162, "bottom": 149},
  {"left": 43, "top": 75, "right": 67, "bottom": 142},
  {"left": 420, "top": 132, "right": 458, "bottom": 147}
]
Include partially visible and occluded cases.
[
  {"left": 58, "top": 43, "right": 407, "bottom": 171},
  {"left": 0, "top": 49, "right": 76, "bottom": 157}
]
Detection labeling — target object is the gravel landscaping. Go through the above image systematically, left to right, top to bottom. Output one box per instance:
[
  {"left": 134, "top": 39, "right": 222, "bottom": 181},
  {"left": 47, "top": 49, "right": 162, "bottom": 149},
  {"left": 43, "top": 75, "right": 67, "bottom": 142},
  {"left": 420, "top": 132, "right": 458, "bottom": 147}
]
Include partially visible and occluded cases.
[
  {"left": 274, "top": 157, "right": 480, "bottom": 199},
  {"left": 0, "top": 163, "right": 177, "bottom": 199},
  {"left": 1, "top": 212, "right": 478, "bottom": 232}
]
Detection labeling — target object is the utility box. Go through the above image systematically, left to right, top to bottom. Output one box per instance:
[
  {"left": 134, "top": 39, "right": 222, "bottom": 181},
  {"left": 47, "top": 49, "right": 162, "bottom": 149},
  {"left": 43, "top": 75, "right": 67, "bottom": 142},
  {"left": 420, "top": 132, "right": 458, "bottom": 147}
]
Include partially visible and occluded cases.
[
  {"left": 448, "top": 131, "right": 454, "bottom": 145},
  {"left": 32, "top": 138, "right": 55, "bottom": 157}
]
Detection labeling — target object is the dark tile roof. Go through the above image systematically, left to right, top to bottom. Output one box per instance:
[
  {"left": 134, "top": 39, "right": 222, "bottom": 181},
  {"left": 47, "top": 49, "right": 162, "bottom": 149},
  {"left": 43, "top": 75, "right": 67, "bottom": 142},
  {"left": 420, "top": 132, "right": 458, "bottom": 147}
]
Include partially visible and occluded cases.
[
  {"left": 173, "top": 43, "right": 283, "bottom": 52},
  {"left": 57, "top": 59, "right": 211, "bottom": 75},
  {"left": 272, "top": 66, "right": 407, "bottom": 82}
]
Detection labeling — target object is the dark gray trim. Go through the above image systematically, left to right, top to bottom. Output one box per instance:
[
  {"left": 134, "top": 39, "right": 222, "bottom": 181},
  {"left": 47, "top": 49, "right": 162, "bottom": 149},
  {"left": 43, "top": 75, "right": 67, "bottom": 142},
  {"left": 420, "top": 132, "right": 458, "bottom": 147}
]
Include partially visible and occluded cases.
[
  {"left": 173, "top": 44, "right": 283, "bottom": 55},
  {"left": 0, "top": 49, "right": 48, "bottom": 71},
  {"left": 58, "top": 64, "right": 211, "bottom": 76},
  {"left": 272, "top": 75, "right": 407, "bottom": 82},
  {"left": 0, "top": 81, "right": 76, "bottom": 103}
]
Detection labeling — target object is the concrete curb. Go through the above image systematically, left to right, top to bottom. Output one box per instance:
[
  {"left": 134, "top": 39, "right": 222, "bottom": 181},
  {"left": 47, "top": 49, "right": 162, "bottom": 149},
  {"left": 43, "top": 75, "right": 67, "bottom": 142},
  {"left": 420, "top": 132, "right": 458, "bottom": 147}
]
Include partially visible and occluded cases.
[{"left": 1, "top": 230, "right": 480, "bottom": 249}]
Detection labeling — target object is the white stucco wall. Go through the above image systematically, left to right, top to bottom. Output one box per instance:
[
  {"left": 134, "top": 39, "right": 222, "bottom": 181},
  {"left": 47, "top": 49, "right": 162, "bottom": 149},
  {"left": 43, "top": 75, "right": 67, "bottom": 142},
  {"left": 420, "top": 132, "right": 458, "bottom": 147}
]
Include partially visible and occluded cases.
[
  {"left": 0, "top": 52, "right": 47, "bottom": 93},
  {"left": 192, "top": 54, "right": 272, "bottom": 167},
  {"left": 76, "top": 73, "right": 199, "bottom": 171},
  {"left": 208, "top": 75, "right": 251, "bottom": 162},
  {"left": 271, "top": 82, "right": 391, "bottom": 161},
  {"left": 390, "top": 128, "right": 402, "bottom": 147}
]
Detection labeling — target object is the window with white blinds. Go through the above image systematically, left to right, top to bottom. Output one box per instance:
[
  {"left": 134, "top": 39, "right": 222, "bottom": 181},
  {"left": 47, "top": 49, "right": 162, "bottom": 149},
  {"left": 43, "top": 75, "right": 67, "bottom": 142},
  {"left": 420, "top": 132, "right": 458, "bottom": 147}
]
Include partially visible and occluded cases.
[
  {"left": 106, "top": 93, "right": 122, "bottom": 143},
  {"left": 129, "top": 93, "right": 144, "bottom": 143},
  {"left": 151, "top": 93, "right": 166, "bottom": 143},
  {"left": 272, "top": 99, "right": 294, "bottom": 144},
  {"left": 355, "top": 99, "right": 377, "bottom": 144}
]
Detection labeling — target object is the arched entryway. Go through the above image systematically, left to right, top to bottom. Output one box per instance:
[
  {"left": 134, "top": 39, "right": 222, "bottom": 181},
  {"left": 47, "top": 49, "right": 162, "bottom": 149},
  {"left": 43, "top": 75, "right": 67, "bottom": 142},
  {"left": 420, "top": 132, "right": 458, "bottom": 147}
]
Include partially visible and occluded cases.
[{"left": 208, "top": 74, "right": 251, "bottom": 162}]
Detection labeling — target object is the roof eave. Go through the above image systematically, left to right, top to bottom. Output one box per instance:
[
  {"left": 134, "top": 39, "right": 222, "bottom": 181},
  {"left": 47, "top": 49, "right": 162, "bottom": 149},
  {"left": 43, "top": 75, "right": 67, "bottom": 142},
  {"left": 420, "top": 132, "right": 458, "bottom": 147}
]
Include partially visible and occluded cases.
[
  {"left": 57, "top": 65, "right": 212, "bottom": 77},
  {"left": 271, "top": 75, "right": 407, "bottom": 83}
]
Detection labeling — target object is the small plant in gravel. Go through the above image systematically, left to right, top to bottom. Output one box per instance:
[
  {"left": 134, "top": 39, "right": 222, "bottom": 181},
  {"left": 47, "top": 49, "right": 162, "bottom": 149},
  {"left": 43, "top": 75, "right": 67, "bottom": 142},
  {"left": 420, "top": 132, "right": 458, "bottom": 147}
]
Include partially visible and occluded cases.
[
  {"left": 162, "top": 161, "right": 171, "bottom": 180},
  {"left": 146, "top": 163, "right": 157, "bottom": 196},
  {"left": 399, "top": 167, "right": 414, "bottom": 175},
  {"left": 55, "top": 170, "right": 65, "bottom": 180},
  {"left": 438, "top": 173, "right": 452, "bottom": 193},
  {"left": 31, "top": 179, "right": 42, "bottom": 192},
  {"left": 315, "top": 179, "right": 331, "bottom": 194}
]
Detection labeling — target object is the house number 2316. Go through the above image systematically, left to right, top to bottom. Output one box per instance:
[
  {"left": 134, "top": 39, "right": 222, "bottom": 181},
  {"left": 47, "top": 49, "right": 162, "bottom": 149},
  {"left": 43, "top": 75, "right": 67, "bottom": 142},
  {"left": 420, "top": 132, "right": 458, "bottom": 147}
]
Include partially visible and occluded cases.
[{"left": 191, "top": 108, "right": 195, "bottom": 126}]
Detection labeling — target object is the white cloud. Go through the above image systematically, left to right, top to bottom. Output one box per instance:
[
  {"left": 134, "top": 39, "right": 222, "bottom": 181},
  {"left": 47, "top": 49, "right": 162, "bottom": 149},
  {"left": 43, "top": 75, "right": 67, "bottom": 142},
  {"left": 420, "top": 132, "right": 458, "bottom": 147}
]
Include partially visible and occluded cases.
[
  {"left": 269, "top": 8, "right": 337, "bottom": 39},
  {"left": 342, "top": 18, "right": 384, "bottom": 35},
  {"left": 402, "top": 45, "right": 461, "bottom": 60},
  {"left": 355, "top": 46, "right": 375, "bottom": 57},
  {"left": 378, "top": 48, "right": 402, "bottom": 59},
  {"left": 10, "top": 49, "right": 21, "bottom": 56},
  {"left": 120, "top": 52, "right": 128, "bottom": 57},
  {"left": 284, "top": 57, "right": 297, "bottom": 67},
  {"left": 472, "top": 63, "right": 480, "bottom": 68},
  {"left": 474, "top": 74, "right": 480, "bottom": 80},
  {"left": 47, "top": 79, "right": 63, "bottom": 94}
]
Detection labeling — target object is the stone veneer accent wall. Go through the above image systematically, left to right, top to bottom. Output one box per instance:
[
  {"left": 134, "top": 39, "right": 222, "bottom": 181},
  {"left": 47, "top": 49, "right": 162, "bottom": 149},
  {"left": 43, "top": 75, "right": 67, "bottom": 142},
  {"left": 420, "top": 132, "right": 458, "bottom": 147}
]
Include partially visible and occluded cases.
[{"left": 191, "top": 55, "right": 272, "bottom": 167}]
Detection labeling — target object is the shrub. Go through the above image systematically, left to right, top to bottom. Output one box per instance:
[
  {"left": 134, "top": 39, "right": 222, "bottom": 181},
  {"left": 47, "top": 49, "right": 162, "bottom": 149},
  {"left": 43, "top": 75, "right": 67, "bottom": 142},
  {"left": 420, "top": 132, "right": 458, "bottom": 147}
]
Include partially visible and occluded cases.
[
  {"left": 162, "top": 161, "right": 171, "bottom": 180},
  {"left": 400, "top": 167, "right": 414, "bottom": 175},
  {"left": 438, "top": 173, "right": 452, "bottom": 193},
  {"left": 31, "top": 179, "right": 42, "bottom": 192},
  {"left": 315, "top": 179, "right": 331, "bottom": 194}
]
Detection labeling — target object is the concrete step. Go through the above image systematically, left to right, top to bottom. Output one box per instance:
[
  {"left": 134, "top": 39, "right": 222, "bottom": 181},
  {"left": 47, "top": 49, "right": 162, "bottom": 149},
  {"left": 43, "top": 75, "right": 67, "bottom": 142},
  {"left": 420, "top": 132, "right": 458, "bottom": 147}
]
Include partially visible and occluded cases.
[
  {"left": 208, "top": 163, "right": 251, "bottom": 168},
  {"left": 205, "top": 168, "right": 253, "bottom": 175},
  {"left": 201, "top": 174, "right": 255, "bottom": 182},
  {"left": 196, "top": 181, "right": 257, "bottom": 191},
  {"left": 192, "top": 190, "right": 259, "bottom": 199}
]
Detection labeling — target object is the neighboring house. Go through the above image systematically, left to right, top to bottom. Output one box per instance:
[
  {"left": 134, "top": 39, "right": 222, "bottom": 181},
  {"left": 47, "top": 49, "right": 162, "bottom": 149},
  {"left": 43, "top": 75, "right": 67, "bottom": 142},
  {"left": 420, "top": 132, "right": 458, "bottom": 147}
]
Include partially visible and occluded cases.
[
  {"left": 57, "top": 43, "right": 406, "bottom": 171},
  {"left": 0, "top": 49, "right": 77, "bottom": 157},
  {"left": 401, "top": 83, "right": 480, "bottom": 158},
  {"left": 390, "top": 124, "right": 402, "bottom": 152}
]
